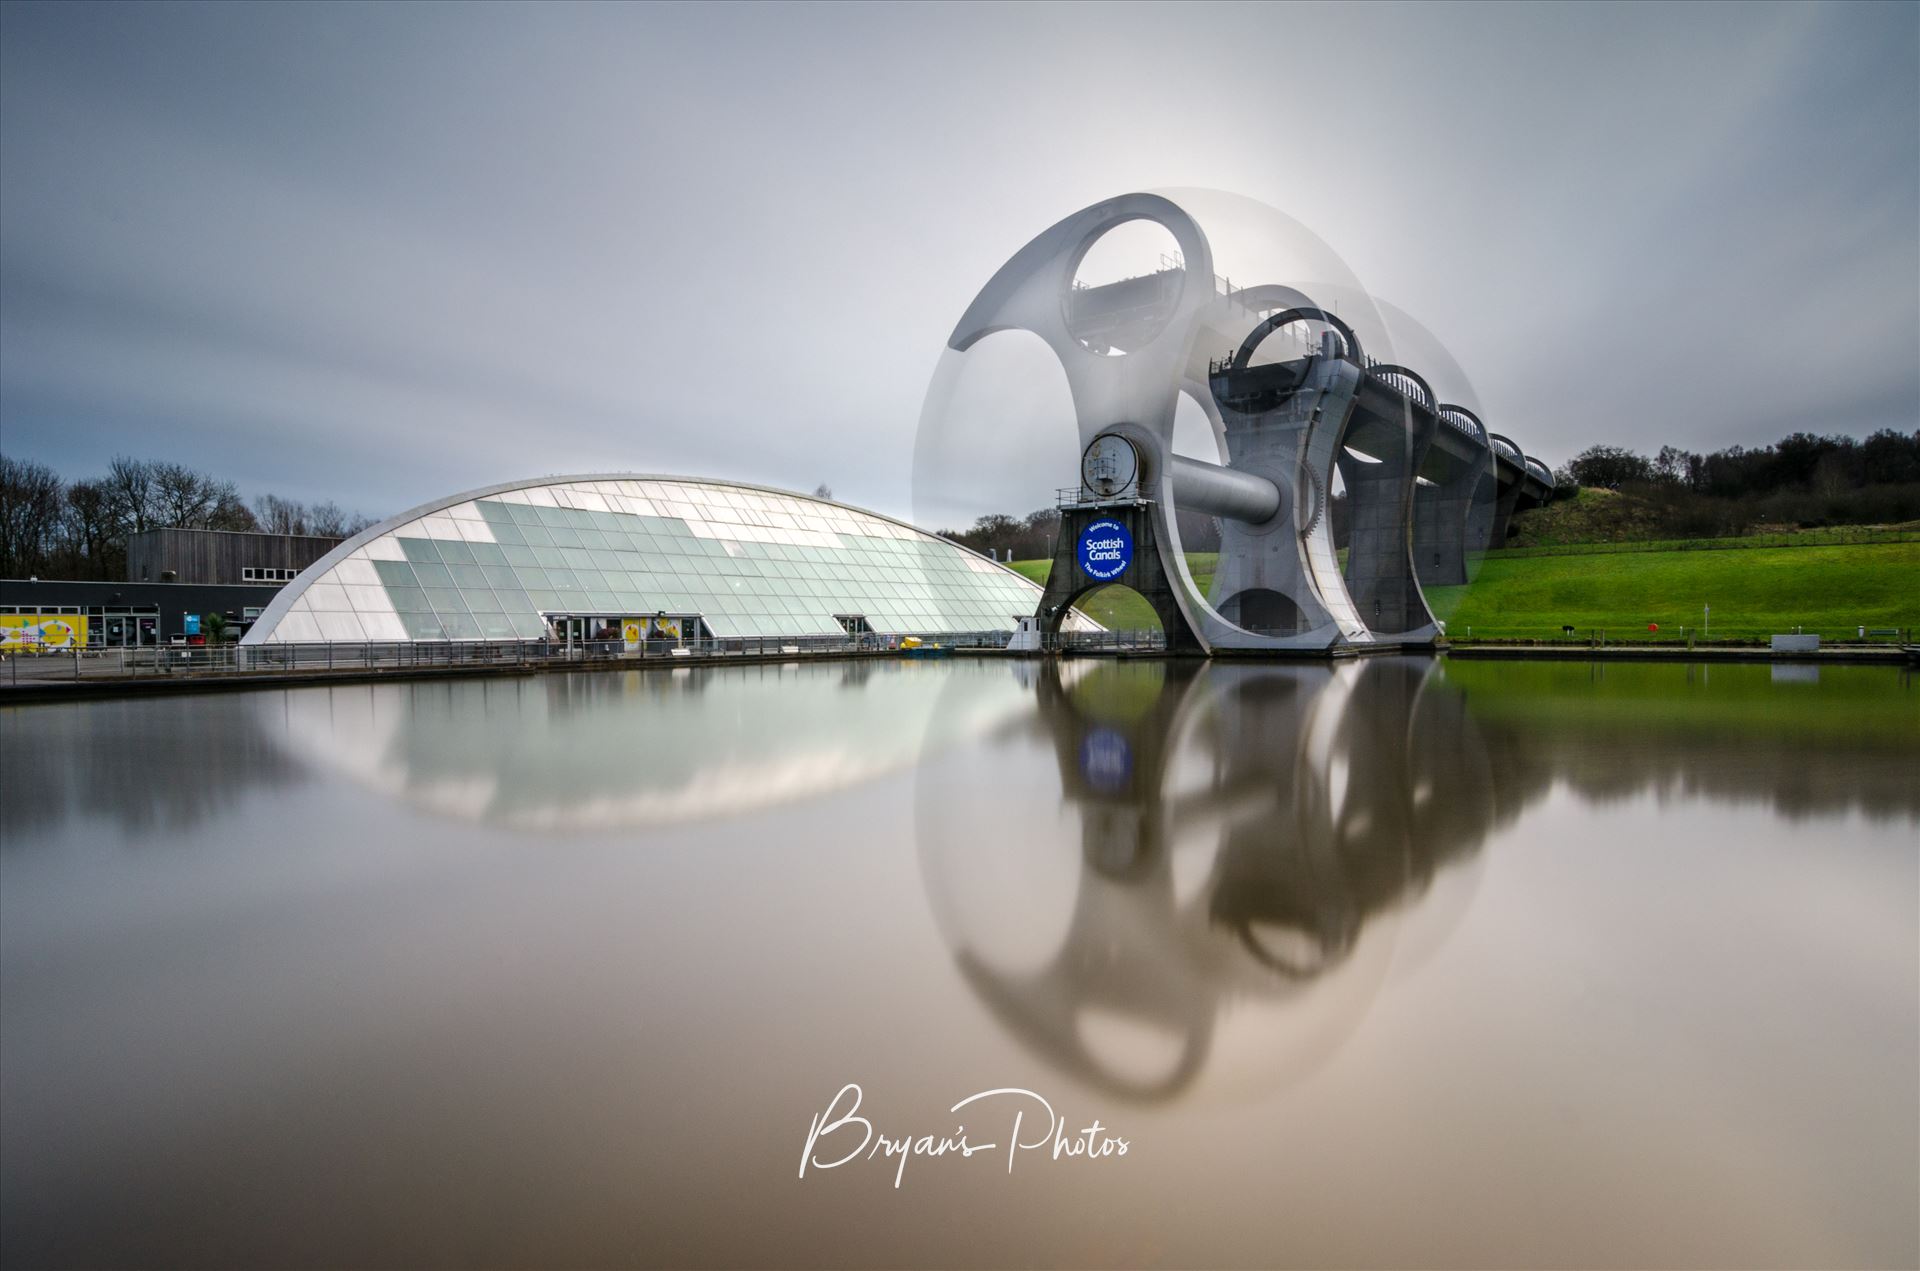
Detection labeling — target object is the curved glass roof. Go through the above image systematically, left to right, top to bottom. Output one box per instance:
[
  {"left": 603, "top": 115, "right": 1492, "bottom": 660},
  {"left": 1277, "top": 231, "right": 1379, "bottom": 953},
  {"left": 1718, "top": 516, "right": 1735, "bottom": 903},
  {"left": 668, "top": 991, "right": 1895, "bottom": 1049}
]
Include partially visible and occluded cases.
[{"left": 243, "top": 475, "right": 1049, "bottom": 643}]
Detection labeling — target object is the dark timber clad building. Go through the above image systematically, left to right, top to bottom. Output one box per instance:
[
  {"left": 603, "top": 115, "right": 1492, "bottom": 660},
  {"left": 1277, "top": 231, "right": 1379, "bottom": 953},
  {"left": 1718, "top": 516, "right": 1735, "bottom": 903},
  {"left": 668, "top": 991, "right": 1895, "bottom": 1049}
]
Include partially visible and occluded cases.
[
  {"left": 127, "top": 527, "right": 344, "bottom": 585},
  {"left": 3, "top": 529, "right": 342, "bottom": 647}
]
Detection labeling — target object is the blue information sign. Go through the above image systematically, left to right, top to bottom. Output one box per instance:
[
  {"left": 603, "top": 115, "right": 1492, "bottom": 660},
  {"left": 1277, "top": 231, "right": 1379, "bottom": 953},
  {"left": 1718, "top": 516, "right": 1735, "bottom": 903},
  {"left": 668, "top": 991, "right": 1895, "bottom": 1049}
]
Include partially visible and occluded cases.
[
  {"left": 1076, "top": 518, "right": 1132, "bottom": 582},
  {"left": 183, "top": 613, "right": 201, "bottom": 636},
  {"left": 1079, "top": 727, "right": 1133, "bottom": 794}
]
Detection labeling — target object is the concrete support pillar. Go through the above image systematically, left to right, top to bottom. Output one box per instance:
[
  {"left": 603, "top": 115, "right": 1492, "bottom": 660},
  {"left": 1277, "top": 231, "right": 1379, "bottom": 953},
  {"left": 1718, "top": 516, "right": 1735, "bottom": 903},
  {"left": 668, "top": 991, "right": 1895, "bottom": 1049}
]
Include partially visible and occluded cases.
[
  {"left": 1338, "top": 409, "right": 1438, "bottom": 638},
  {"left": 1487, "top": 474, "right": 1523, "bottom": 549},
  {"left": 1413, "top": 484, "right": 1470, "bottom": 586},
  {"left": 1036, "top": 502, "right": 1205, "bottom": 653}
]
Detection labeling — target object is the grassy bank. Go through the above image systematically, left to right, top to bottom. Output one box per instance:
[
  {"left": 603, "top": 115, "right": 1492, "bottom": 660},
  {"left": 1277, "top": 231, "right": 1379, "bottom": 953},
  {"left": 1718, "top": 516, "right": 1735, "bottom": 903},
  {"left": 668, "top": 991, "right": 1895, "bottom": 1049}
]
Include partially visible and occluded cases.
[
  {"left": 1012, "top": 538, "right": 1918, "bottom": 642},
  {"left": 1428, "top": 541, "right": 1919, "bottom": 642},
  {"left": 1009, "top": 555, "right": 1216, "bottom": 629}
]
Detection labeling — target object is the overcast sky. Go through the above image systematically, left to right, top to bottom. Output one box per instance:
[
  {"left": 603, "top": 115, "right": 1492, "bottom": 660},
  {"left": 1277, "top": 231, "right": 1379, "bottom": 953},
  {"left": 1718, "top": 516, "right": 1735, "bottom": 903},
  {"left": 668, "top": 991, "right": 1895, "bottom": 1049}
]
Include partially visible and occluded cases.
[{"left": 2, "top": 1, "right": 1914, "bottom": 524}]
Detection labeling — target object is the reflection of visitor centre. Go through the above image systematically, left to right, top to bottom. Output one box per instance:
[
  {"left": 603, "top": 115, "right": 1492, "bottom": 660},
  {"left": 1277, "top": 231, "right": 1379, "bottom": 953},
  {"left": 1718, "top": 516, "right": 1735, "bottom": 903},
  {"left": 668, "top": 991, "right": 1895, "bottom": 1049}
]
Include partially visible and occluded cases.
[{"left": 242, "top": 475, "right": 1046, "bottom": 645}]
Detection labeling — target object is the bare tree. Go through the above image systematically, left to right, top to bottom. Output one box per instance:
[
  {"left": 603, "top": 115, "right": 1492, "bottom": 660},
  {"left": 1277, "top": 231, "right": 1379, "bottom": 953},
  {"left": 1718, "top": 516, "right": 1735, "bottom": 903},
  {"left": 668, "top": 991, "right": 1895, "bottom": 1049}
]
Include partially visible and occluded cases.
[
  {"left": 0, "top": 454, "right": 65, "bottom": 577},
  {"left": 102, "top": 456, "right": 160, "bottom": 535},
  {"left": 152, "top": 461, "right": 220, "bottom": 527},
  {"left": 59, "top": 479, "right": 121, "bottom": 579},
  {"left": 206, "top": 481, "right": 257, "bottom": 531},
  {"left": 812, "top": 483, "right": 834, "bottom": 501},
  {"left": 252, "top": 493, "right": 308, "bottom": 536},
  {"left": 306, "top": 501, "right": 352, "bottom": 537}
]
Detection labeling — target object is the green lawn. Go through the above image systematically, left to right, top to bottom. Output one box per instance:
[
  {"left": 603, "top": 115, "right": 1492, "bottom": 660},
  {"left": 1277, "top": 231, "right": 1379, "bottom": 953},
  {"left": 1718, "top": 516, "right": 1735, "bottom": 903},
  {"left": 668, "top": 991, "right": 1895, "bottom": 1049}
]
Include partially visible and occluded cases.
[
  {"left": 1015, "top": 541, "right": 1919, "bottom": 642},
  {"left": 1428, "top": 541, "right": 1920, "bottom": 642},
  {"left": 1010, "top": 555, "right": 1217, "bottom": 630}
]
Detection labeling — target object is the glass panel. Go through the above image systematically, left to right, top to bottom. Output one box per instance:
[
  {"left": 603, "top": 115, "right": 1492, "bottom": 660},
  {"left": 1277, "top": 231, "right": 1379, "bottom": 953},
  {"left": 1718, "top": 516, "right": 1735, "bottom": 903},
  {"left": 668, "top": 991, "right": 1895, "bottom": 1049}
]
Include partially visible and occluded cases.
[
  {"left": 399, "top": 537, "right": 440, "bottom": 563},
  {"left": 437, "top": 539, "right": 476, "bottom": 565},
  {"left": 373, "top": 560, "right": 417, "bottom": 588},
  {"left": 410, "top": 562, "right": 454, "bottom": 589},
  {"left": 387, "top": 586, "right": 431, "bottom": 613},
  {"left": 400, "top": 611, "right": 448, "bottom": 639}
]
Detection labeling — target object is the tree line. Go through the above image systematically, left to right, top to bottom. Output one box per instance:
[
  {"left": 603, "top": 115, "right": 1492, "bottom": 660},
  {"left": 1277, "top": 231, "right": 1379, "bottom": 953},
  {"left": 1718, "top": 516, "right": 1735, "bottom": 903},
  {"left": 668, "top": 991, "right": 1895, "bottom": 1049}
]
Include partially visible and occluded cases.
[
  {"left": 938, "top": 427, "right": 1920, "bottom": 561},
  {"left": 1556, "top": 428, "right": 1920, "bottom": 538},
  {"left": 0, "top": 454, "right": 377, "bottom": 581},
  {"left": 938, "top": 505, "right": 1224, "bottom": 562}
]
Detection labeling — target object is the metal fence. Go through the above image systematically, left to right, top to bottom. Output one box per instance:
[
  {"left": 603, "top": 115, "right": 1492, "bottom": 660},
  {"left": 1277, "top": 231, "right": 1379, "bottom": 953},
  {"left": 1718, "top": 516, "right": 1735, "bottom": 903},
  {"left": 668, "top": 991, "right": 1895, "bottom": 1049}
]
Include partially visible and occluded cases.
[
  {"left": 1480, "top": 527, "right": 1920, "bottom": 560},
  {"left": 1443, "top": 623, "right": 1914, "bottom": 647},
  {"left": 1051, "top": 628, "right": 1168, "bottom": 653},
  {"left": 1, "top": 630, "right": 1038, "bottom": 685}
]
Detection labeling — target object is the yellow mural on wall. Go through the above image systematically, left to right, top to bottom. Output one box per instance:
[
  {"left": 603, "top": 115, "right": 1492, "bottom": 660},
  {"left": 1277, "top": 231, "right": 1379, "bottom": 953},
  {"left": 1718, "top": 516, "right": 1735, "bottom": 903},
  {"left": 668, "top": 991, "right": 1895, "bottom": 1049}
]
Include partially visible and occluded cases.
[{"left": 0, "top": 614, "right": 89, "bottom": 649}]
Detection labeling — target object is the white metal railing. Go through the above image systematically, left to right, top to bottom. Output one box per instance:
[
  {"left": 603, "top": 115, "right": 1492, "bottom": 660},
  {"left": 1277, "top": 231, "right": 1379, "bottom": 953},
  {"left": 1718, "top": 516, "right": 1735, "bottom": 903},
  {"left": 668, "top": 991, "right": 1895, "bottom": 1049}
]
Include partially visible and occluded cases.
[
  {"left": 1049, "top": 628, "right": 1168, "bottom": 653},
  {"left": 0, "top": 631, "right": 1031, "bottom": 685}
]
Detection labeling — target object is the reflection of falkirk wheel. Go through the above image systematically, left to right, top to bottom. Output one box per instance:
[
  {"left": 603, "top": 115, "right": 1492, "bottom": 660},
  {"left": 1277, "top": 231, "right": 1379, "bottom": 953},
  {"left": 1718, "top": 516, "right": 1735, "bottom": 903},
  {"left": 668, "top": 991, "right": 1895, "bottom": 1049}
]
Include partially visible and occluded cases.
[
  {"left": 941, "top": 192, "right": 1555, "bottom": 654},
  {"left": 919, "top": 657, "right": 1503, "bottom": 1102}
]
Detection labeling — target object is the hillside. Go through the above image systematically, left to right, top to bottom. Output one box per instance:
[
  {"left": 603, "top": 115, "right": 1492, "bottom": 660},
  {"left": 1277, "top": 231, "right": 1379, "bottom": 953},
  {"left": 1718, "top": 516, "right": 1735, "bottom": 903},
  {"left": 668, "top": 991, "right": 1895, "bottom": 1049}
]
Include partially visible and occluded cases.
[
  {"left": 1506, "top": 487, "right": 1668, "bottom": 546},
  {"left": 1507, "top": 487, "right": 1920, "bottom": 549},
  {"left": 1011, "top": 539, "right": 1918, "bottom": 642},
  {"left": 1426, "top": 541, "right": 1919, "bottom": 642}
]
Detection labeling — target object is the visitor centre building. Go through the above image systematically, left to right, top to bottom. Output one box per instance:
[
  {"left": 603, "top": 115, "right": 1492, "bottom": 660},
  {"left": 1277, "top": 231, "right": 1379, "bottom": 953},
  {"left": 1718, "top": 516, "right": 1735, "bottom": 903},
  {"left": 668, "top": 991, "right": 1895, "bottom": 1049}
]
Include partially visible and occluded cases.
[{"left": 240, "top": 475, "right": 1050, "bottom": 647}]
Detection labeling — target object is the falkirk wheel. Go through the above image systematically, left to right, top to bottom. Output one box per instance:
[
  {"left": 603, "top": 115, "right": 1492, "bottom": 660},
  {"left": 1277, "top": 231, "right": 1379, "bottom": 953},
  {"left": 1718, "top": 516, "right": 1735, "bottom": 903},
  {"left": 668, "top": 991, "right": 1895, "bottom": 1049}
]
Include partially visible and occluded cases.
[{"left": 920, "top": 191, "right": 1556, "bottom": 655}]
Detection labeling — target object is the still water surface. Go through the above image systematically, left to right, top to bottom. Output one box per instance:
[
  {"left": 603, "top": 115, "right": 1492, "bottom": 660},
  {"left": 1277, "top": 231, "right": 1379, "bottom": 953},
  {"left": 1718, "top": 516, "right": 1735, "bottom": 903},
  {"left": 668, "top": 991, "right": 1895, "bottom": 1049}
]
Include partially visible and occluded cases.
[{"left": 2, "top": 658, "right": 1916, "bottom": 1268}]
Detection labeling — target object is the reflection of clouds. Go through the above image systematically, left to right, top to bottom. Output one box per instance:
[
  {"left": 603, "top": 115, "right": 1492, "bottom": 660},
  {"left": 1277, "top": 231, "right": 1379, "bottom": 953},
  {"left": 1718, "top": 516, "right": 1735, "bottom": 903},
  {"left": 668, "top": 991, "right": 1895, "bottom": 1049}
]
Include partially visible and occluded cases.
[
  {"left": 920, "top": 657, "right": 1495, "bottom": 1104},
  {"left": 264, "top": 662, "right": 1033, "bottom": 831}
]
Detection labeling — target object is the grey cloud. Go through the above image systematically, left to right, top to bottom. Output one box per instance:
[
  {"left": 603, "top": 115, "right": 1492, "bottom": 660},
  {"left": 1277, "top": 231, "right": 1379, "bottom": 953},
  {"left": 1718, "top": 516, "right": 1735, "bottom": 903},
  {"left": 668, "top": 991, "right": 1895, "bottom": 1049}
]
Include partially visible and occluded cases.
[{"left": 2, "top": 0, "right": 1913, "bottom": 524}]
